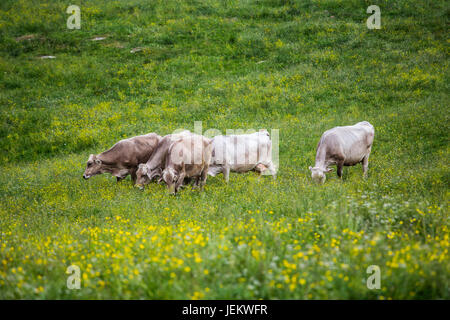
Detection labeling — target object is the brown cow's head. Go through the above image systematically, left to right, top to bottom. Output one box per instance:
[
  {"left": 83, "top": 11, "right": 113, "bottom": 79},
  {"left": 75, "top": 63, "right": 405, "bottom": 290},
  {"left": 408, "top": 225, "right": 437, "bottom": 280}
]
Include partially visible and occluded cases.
[
  {"left": 83, "top": 154, "right": 103, "bottom": 179},
  {"left": 135, "top": 164, "right": 150, "bottom": 189},
  {"left": 135, "top": 165, "right": 163, "bottom": 189},
  {"left": 162, "top": 167, "right": 179, "bottom": 195}
]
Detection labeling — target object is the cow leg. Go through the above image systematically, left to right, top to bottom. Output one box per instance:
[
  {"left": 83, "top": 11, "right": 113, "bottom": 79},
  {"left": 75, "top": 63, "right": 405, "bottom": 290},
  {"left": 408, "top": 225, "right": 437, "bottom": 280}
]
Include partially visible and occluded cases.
[
  {"left": 362, "top": 155, "right": 369, "bottom": 178},
  {"left": 337, "top": 161, "right": 344, "bottom": 179},
  {"left": 266, "top": 162, "right": 277, "bottom": 179},
  {"left": 223, "top": 165, "right": 230, "bottom": 182},
  {"left": 130, "top": 169, "right": 137, "bottom": 184},
  {"left": 199, "top": 169, "right": 208, "bottom": 190},
  {"left": 192, "top": 176, "right": 200, "bottom": 189},
  {"left": 180, "top": 177, "right": 191, "bottom": 189}
]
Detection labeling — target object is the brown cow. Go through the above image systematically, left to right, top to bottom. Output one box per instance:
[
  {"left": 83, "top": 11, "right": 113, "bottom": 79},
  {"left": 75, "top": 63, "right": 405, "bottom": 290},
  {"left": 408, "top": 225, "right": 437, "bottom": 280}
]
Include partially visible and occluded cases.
[
  {"left": 135, "top": 130, "right": 191, "bottom": 188},
  {"left": 83, "top": 133, "right": 161, "bottom": 184},
  {"left": 162, "top": 134, "right": 212, "bottom": 195}
]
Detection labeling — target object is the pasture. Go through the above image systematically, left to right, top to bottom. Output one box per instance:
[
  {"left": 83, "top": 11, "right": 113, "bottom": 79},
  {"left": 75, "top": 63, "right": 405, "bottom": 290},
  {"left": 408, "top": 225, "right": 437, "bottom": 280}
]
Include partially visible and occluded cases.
[{"left": 0, "top": 0, "right": 448, "bottom": 299}]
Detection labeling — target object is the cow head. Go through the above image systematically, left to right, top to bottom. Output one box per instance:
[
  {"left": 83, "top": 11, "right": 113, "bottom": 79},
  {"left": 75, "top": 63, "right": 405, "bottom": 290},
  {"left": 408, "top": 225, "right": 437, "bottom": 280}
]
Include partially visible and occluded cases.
[
  {"left": 83, "top": 154, "right": 103, "bottom": 179},
  {"left": 135, "top": 164, "right": 150, "bottom": 189},
  {"left": 135, "top": 165, "right": 163, "bottom": 189},
  {"left": 309, "top": 166, "right": 332, "bottom": 184},
  {"left": 162, "top": 167, "right": 179, "bottom": 195}
]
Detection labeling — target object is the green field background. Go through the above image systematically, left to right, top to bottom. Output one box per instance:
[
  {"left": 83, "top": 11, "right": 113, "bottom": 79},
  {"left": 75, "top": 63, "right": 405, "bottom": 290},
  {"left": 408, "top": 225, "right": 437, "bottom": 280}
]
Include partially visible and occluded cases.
[{"left": 0, "top": 0, "right": 448, "bottom": 299}]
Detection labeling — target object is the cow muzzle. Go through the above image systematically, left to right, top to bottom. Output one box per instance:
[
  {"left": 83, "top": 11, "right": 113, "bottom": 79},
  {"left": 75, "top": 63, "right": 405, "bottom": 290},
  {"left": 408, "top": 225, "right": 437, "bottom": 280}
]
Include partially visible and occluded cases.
[
  {"left": 83, "top": 174, "right": 90, "bottom": 180},
  {"left": 168, "top": 184, "right": 176, "bottom": 195}
]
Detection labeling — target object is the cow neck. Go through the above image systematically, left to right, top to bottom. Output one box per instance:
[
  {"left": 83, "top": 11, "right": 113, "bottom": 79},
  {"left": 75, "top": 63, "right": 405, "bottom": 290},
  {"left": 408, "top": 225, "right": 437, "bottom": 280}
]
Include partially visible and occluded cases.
[
  {"left": 148, "top": 149, "right": 167, "bottom": 170},
  {"left": 314, "top": 149, "right": 327, "bottom": 169},
  {"left": 97, "top": 154, "right": 116, "bottom": 167}
]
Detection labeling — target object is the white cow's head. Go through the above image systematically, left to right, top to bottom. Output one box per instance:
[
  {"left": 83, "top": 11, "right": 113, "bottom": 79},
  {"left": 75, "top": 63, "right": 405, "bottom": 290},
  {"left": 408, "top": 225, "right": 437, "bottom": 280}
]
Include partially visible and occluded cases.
[{"left": 309, "top": 166, "right": 332, "bottom": 184}]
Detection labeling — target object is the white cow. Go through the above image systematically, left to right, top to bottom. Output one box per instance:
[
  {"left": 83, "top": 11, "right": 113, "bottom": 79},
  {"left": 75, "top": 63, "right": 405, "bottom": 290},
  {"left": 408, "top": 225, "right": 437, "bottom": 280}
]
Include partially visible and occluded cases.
[
  {"left": 309, "top": 121, "right": 374, "bottom": 183},
  {"left": 208, "top": 130, "right": 276, "bottom": 181}
]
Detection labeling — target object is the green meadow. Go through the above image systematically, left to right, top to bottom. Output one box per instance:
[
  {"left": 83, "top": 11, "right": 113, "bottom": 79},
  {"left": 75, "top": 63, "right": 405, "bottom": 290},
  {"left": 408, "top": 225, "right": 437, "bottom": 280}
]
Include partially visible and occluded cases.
[{"left": 0, "top": 0, "right": 448, "bottom": 299}]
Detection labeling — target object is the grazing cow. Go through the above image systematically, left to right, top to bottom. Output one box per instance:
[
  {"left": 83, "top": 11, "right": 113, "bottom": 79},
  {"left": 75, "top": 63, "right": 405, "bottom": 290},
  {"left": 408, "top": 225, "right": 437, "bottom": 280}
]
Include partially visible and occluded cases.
[
  {"left": 309, "top": 121, "right": 374, "bottom": 183},
  {"left": 135, "top": 130, "right": 191, "bottom": 188},
  {"left": 208, "top": 130, "right": 276, "bottom": 182},
  {"left": 83, "top": 133, "right": 161, "bottom": 184},
  {"left": 162, "top": 134, "right": 213, "bottom": 194}
]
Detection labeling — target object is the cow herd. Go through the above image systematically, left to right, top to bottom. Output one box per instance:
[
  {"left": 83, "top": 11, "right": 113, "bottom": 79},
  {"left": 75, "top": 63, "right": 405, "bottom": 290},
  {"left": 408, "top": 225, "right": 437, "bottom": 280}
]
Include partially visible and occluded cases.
[
  {"left": 83, "top": 121, "right": 374, "bottom": 194},
  {"left": 83, "top": 129, "right": 276, "bottom": 194}
]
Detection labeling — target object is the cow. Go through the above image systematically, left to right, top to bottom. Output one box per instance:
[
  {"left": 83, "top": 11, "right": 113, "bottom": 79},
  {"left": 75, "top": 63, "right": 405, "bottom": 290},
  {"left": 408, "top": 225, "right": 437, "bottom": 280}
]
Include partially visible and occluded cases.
[
  {"left": 309, "top": 121, "right": 374, "bottom": 183},
  {"left": 135, "top": 130, "right": 191, "bottom": 188},
  {"left": 208, "top": 130, "right": 276, "bottom": 182},
  {"left": 83, "top": 133, "right": 161, "bottom": 184},
  {"left": 162, "top": 134, "right": 213, "bottom": 195}
]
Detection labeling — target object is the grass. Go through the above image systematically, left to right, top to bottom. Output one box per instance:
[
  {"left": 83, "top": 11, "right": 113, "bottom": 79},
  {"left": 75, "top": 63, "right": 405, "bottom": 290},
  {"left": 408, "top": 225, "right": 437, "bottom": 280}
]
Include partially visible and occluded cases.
[{"left": 0, "top": 0, "right": 448, "bottom": 299}]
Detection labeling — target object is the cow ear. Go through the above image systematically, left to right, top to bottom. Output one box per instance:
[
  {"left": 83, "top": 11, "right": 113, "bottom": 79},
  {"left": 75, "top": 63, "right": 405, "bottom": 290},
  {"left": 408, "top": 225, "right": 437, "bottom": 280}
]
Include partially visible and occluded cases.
[
  {"left": 88, "top": 154, "right": 95, "bottom": 162},
  {"left": 95, "top": 159, "right": 102, "bottom": 165},
  {"left": 140, "top": 164, "right": 148, "bottom": 175}
]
